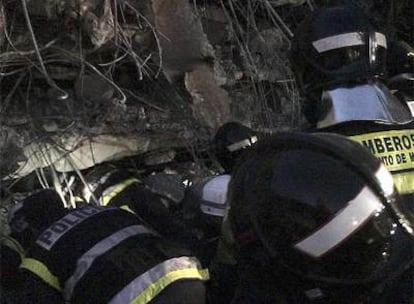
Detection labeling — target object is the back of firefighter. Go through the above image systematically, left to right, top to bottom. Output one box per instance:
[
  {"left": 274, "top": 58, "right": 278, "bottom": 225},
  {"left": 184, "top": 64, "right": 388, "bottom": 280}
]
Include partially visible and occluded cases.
[
  {"left": 386, "top": 40, "right": 414, "bottom": 117},
  {"left": 316, "top": 121, "right": 414, "bottom": 211},
  {"left": 181, "top": 174, "right": 231, "bottom": 265},
  {"left": 9, "top": 189, "right": 209, "bottom": 303}
]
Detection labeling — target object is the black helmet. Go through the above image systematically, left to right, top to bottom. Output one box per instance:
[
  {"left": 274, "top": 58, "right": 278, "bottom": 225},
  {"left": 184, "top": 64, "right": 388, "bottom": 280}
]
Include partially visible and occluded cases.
[
  {"left": 290, "top": 5, "right": 387, "bottom": 97},
  {"left": 386, "top": 40, "right": 414, "bottom": 115},
  {"left": 387, "top": 40, "right": 414, "bottom": 80},
  {"left": 213, "top": 122, "right": 258, "bottom": 173},
  {"left": 228, "top": 132, "right": 414, "bottom": 301},
  {"left": 8, "top": 189, "right": 66, "bottom": 249}
]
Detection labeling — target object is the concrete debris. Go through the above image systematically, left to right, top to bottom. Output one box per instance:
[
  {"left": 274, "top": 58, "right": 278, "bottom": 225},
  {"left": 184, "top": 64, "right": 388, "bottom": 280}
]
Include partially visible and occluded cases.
[
  {"left": 151, "top": 0, "right": 215, "bottom": 82},
  {"left": 269, "top": 0, "right": 307, "bottom": 6},
  {"left": 185, "top": 63, "right": 232, "bottom": 131},
  {"left": 9, "top": 135, "right": 151, "bottom": 179}
]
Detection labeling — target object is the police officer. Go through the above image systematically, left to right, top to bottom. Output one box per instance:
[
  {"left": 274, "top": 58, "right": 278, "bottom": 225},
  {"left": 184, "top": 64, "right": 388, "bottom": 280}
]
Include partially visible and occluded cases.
[
  {"left": 290, "top": 5, "right": 414, "bottom": 226},
  {"left": 213, "top": 121, "right": 260, "bottom": 174},
  {"left": 216, "top": 132, "right": 414, "bottom": 303},
  {"left": 77, "top": 164, "right": 200, "bottom": 250},
  {"left": 9, "top": 189, "right": 209, "bottom": 303},
  {"left": 0, "top": 192, "right": 63, "bottom": 303}
]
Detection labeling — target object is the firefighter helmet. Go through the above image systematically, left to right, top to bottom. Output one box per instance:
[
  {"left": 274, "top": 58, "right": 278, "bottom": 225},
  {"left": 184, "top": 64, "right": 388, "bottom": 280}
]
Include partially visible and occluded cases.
[
  {"left": 290, "top": 5, "right": 387, "bottom": 98},
  {"left": 386, "top": 40, "right": 414, "bottom": 116},
  {"left": 214, "top": 122, "right": 258, "bottom": 173},
  {"left": 228, "top": 132, "right": 414, "bottom": 300}
]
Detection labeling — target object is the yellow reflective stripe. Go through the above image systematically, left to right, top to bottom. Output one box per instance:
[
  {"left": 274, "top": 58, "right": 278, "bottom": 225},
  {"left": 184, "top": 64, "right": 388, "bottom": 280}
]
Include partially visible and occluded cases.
[
  {"left": 348, "top": 131, "right": 414, "bottom": 195},
  {"left": 349, "top": 131, "right": 414, "bottom": 171},
  {"left": 393, "top": 172, "right": 414, "bottom": 194},
  {"left": 101, "top": 178, "right": 141, "bottom": 206},
  {"left": 119, "top": 205, "right": 135, "bottom": 214},
  {"left": 64, "top": 225, "right": 155, "bottom": 300},
  {"left": 2, "top": 236, "right": 25, "bottom": 260},
  {"left": 109, "top": 256, "right": 209, "bottom": 304},
  {"left": 20, "top": 258, "right": 62, "bottom": 291},
  {"left": 131, "top": 268, "right": 210, "bottom": 304}
]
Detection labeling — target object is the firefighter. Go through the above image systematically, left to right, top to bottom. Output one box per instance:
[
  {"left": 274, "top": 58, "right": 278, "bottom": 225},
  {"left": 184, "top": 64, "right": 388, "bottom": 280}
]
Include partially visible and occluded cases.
[
  {"left": 290, "top": 5, "right": 414, "bottom": 233},
  {"left": 290, "top": 5, "right": 412, "bottom": 127},
  {"left": 386, "top": 40, "right": 414, "bottom": 116},
  {"left": 213, "top": 121, "right": 260, "bottom": 174},
  {"left": 216, "top": 132, "right": 414, "bottom": 303},
  {"left": 180, "top": 173, "right": 240, "bottom": 304},
  {"left": 181, "top": 174, "right": 231, "bottom": 264},
  {"left": 9, "top": 189, "right": 209, "bottom": 303}
]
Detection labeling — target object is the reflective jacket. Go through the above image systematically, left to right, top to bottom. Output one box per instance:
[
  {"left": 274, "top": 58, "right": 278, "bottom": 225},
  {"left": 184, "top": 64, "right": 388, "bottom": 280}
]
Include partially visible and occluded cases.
[
  {"left": 315, "top": 120, "right": 414, "bottom": 204},
  {"left": 84, "top": 170, "right": 200, "bottom": 251},
  {"left": 20, "top": 205, "right": 209, "bottom": 303}
]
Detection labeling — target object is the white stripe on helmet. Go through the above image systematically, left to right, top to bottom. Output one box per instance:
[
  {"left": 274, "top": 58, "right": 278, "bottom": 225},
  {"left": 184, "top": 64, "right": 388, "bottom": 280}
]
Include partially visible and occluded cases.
[
  {"left": 312, "top": 32, "right": 386, "bottom": 53},
  {"left": 227, "top": 136, "right": 258, "bottom": 152},
  {"left": 294, "top": 186, "right": 384, "bottom": 258}
]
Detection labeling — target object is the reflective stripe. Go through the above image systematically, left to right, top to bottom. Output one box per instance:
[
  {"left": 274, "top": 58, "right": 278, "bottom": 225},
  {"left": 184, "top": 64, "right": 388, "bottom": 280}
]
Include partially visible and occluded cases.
[
  {"left": 312, "top": 32, "right": 387, "bottom": 53},
  {"left": 373, "top": 32, "right": 387, "bottom": 50},
  {"left": 407, "top": 101, "right": 414, "bottom": 117},
  {"left": 348, "top": 129, "right": 414, "bottom": 195},
  {"left": 348, "top": 129, "right": 414, "bottom": 170},
  {"left": 227, "top": 136, "right": 258, "bottom": 152},
  {"left": 375, "top": 165, "right": 395, "bottom": 197},
  {"left": 83, "top": 170, "right": 117, "bottom": 203},
  {"left": 393, "top": 171, "right": 414, "bottom": 195},
  {"left": 100, "top": 178, "right": 141, "bottom": 206},
  {"left": 294, "top": 186, "right": 384, "bottom": 258},
  {"left": 201, "top": 201, "right": 227, "bottom": 217},
  {"left": 119, "top": 204, "right": 136, "bottom": 214},
  {"left": 36, "top": 205, "right": 107, "bottom": 250},
  {"left": 64, "top": 225, "right": 155, "bottom": 300},
  {"left": 2, "top": 236, "right": 25, "bottom": 260},
  {"left": 109, "top": 256, "right": 210, "bottom": 304},
  {"left": 20, "top": 258, "right": 62, "bottom": 291}
]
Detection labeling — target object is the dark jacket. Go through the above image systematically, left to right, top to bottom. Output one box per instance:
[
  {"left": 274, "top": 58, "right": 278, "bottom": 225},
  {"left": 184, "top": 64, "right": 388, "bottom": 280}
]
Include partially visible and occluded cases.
[{"left": 19, "top": 205, "right": 209, "bottom": 303}]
